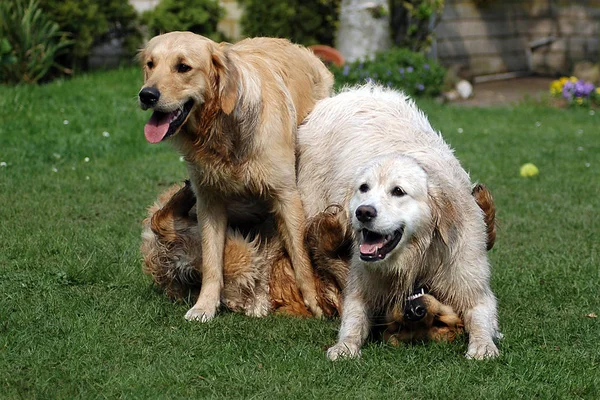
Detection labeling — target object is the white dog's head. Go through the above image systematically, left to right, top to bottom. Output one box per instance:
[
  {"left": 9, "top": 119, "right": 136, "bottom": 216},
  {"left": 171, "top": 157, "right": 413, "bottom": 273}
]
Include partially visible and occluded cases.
[{"left": 349, "top": 154, "right": 433, "bottom": 263}]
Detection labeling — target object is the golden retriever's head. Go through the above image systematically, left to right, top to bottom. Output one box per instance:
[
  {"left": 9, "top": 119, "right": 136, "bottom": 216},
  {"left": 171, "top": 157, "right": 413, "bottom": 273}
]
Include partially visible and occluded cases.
[{"left": 137, "top": 31, "right": 238, "bottom": 143}]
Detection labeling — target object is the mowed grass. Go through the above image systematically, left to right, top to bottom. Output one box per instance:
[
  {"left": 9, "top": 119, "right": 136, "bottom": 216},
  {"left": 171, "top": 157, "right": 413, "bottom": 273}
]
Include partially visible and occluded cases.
[{"left": 1, "top": 67, "right": 598, "bottom": 399}]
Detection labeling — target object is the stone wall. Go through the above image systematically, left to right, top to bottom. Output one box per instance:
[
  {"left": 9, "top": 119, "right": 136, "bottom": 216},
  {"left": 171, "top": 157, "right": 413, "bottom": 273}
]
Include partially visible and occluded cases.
[{"left": 435, "top": 0, "right": 600, "bottom": 77}]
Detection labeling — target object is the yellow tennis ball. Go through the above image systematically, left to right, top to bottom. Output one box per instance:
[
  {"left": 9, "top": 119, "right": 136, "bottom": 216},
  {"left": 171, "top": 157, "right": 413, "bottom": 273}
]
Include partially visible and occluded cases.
[{"left": 520, "top": 163, "right": 539, "bottom": 177}]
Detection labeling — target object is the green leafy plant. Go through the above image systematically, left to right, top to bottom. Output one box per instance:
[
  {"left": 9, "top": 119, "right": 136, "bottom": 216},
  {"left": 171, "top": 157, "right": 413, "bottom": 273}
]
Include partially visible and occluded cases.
[
  {"left": 0, "top": 0, "right": 72, "bottom": 84},
  {"left": 38, "top": 0, "right": 141, "bottom": 71},
  {"left": 141, "top": 0, "right": 226, "bottom": 41},
  {"left": 237, "top": 0, "right": 341, "bottom": 46},
  {"left": 391, "top": 0, "right": 445, "bottom": 53},
  {"left": 0, "top": 39, "right": 17, "bottom": 67},
  {"left": 331, "top": 47, "right": 446, "bottom": 97}
]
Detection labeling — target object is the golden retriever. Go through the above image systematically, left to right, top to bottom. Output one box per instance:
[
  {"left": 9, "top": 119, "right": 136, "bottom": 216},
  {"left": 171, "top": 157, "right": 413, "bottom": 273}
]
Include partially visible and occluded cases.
[
  {"left": 137, "top": 32, "right": 333, "bottom": 321},
  {"left": 293, "top": 85, "right": 501, "bottom": 360}
]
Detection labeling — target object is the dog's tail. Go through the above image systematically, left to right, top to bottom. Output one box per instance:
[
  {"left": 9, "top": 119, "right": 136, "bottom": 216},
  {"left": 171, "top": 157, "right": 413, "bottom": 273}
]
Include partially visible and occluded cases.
[{"left": 472, "top": 184, "right": 496, "bottom": 251}]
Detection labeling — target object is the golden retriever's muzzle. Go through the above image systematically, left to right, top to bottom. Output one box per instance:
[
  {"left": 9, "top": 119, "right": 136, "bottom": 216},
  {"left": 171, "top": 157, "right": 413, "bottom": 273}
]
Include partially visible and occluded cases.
[{"left": 139, "top": 87, "right": 194, "bottom": 144}]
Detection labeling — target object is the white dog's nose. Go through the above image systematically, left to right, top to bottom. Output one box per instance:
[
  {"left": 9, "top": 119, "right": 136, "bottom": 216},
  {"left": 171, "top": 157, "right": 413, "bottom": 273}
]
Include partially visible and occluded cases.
[{"left": 355, "top": 205, "right": 377, "bottom": 223}]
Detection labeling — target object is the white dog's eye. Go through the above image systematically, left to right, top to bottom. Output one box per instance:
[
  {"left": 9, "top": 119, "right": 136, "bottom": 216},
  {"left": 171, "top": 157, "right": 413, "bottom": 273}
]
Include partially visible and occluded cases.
[
  {"left": 146, "top": 61, "right": 154, "bottom": 69},
  {"left": 177, "top": 63, "right": 192, "bottom": 73},
  {"left": 359, "top": 183, "right": 370, "bottom": 193},
  {"left": 392, "top": 186, "right": 405, "bottom": 197}
]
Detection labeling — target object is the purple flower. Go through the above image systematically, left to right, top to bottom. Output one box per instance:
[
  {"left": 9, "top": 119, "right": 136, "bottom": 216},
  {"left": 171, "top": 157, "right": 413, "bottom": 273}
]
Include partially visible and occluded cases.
[
  {"left": 424, "top": 64, "right": 430, "bottom": 70},
  {"left": 343, "top": 65, "right": 350, "bottom": 76},
  {"left": 407, "top": 66, "right": 414, "bottom": 73},
  {"left": 398, "top": 67, "right": 405, "bottom": 74},
  {"left": 386, "top": 70, "right": 392, "bottom": 76},
  {"left": 366, "top": 77, "right": 374, "bottom": 84},
  {"left": 574, "top": 80, "right": 594, "bottom": 97},
  {"left": 562, "top": 81, "right": 575, "bottom": 99},
  {"left": 416, "top": 83, "right": 425, "bottom": 91}
]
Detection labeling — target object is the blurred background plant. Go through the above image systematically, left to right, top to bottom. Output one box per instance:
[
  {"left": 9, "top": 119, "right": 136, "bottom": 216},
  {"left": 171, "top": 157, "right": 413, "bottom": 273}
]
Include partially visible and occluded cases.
[
  {"left": 0, "top": 0, "right": 72, "bottom": 84},
  {"left": 38, "top": 0, "right": 141, "bottom": 72},
  {"left": 141, "top": 0, "right": 226, "bottom": 42},
  {"left": 237, "top": 0, "right": 341, "bottom": 47},
  {"left": 390, "top": 0, "right": 445, "bottom": 53},
  {"left": 331, "top": 47, "right": 446, "bottom": 97},
  {"left": 550, "top": 76, "right": 600, "bottom": 107}
]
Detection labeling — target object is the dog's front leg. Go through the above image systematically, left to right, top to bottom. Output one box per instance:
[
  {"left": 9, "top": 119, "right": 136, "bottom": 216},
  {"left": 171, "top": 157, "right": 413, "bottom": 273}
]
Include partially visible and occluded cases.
[
  {"left": 273, "top": 190, "right": 323, "bottom": 317},
  {"left": 184, "top": 194, "right": 227, "bottom": 322},
  {"left": 327, "top": 269, "right": 370, "bottom": 360},
  {"left": 463, "top": 291, "right": 500, "bottom": 359}
]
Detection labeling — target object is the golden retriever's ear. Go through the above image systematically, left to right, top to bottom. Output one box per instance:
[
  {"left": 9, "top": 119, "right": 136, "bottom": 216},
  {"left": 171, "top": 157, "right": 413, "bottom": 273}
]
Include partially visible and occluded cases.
[
  {"left": 211, "top": 45, "right": 239, "bottom": 115},
  {"left": 428, "top": 186, "right": 458, "bottom": 247}
]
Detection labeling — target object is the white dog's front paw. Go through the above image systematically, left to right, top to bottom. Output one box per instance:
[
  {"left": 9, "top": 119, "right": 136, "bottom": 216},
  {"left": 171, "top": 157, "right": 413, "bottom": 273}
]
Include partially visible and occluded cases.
[
  {"left": 184, "top": 306, "right": 217, "bottom": 322},
  {"left": 466, "top": 341, "right": 499, "bottom": 359},
  {"left": 326, "top": 342, "right": 361, "bottom": 361}
]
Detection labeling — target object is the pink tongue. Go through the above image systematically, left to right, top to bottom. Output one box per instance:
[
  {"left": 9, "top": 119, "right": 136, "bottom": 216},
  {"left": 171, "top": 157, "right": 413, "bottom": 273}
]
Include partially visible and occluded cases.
[
  {"left": 144, "top": 111, "right": 173, "bottom": 143},
  {"left": 360, "top": 242, "right": 381, "bottom": 255}
]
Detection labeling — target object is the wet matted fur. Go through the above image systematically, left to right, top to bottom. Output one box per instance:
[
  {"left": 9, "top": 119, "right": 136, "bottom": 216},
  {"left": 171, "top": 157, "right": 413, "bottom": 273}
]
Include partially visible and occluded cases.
[
  {"left": 137, "top": 32, "right": 334, "bottom": 321},
  {"left": 294, "top": 85, "right": 501, "bottom": 360}
]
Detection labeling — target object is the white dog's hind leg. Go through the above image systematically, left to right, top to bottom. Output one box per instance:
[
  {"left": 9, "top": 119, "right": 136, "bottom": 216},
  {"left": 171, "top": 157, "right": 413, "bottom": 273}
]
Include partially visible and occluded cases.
[{"left": 463, "top": 292, "right": 500, "bottom": 359}]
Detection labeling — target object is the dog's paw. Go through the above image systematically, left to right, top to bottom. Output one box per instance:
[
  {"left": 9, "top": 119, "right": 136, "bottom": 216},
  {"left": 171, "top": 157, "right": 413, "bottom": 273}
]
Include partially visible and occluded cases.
[
  {"left": 245, "top": 295, "right": 271, "bottom": 318},
  {"left": 304, "top": 298, "right": 324, "bottom": 319},
  {"left": 184, "top": 306, "right": 217, "bottom": 322},
  {"left": 465, "top": 341, "right": 499, "bottom": 359},
  {"left": 326, "top": 342, "right": 361, "bottom": 361}
]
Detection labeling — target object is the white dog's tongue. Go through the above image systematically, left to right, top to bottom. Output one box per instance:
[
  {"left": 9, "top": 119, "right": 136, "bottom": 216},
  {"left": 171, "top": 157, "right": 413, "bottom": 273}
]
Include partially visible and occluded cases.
[
  {"left": 144, "top": 111, "right": 172, "bottom": 143},
  {"left": 360, "top": 230, "right": 388, "bottom": 256},
  {"left": 360, "top": 243, "right": 380, "bottom": 255}
]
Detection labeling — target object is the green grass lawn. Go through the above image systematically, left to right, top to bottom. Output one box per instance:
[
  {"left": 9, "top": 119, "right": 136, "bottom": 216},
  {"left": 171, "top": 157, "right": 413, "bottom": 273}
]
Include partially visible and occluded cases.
[{"left": 1, "top": 68, "right": 598, "bottom": 399}]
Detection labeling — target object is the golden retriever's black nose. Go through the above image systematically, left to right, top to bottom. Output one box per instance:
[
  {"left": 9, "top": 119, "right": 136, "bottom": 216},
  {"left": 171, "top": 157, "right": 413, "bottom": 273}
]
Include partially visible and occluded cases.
[
  {"left": 139, "top": 87, "right": 161, "bottom": 106},
  {"left": 355, "top": 205, "right": 377, "bottom": 222},
  {"left": 404, "top": 302, "right": 427, "bottom": 321}
]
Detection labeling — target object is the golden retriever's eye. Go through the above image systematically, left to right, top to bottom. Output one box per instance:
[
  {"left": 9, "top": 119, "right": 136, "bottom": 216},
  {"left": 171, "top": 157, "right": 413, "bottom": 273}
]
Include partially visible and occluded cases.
[
  {"left": 146, "top": 61, "right": 154, "bottom": 69},
  {"left": 177, "top": 63, "right": 192, "bottom": 73},
  {"left": 359, "top": 183, "right": 369, "bottom": 193},
  {"left": 392, "top": 187, "right": 406, "bottom": 197}
]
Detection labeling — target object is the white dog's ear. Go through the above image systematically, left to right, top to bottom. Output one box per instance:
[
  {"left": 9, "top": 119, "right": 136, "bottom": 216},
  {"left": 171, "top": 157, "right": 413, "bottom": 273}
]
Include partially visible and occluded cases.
[
  {"left": 211, "top": 45, "right": 239, "bottom": 115},
  {"left": 428, "top": 186, "right": 459, "bottom": 247}
]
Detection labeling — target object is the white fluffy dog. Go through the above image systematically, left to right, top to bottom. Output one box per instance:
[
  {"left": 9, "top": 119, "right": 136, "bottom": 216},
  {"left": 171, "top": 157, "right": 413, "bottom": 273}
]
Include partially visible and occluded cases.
[{"left": 296, "top": 85, "right": 501, "bottom": 360}]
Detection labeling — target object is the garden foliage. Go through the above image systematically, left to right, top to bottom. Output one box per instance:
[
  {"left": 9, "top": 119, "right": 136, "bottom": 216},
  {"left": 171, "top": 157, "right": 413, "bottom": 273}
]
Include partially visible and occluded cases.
[
  {"left": 0, "top": 0, "right": 72, "bottom": 84},
  {"left": 38, "top": 0, "right": 141, "bottom": 71},
  {"left": 141, "top": 0, "right": 226, "bottom": 41},
  {"left": 237, "top": 0, "right": 341, "bottom": 46},
  {"left": 391, "top": 0, "right": 445, "bottom": 53},
  {"left": 332, "top": 47, "right": 446, "bottom": 97}
]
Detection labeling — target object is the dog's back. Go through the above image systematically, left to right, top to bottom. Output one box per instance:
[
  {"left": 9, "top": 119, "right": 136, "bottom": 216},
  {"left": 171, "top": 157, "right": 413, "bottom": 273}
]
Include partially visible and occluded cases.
[{"left": 229, "top": 37, "right": 333, "bottom": 125}]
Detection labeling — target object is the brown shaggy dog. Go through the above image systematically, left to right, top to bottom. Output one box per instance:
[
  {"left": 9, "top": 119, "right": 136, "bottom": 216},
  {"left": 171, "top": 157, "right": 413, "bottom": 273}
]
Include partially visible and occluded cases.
[
  {"left": 138, "top": 32, "right": 333, "bottom": 321},
  {"left": 141, "top": 181, "right": 496, "bottom": 341},
  {"left": 140, "top": 182, "right": 347, "bottom": 318}
]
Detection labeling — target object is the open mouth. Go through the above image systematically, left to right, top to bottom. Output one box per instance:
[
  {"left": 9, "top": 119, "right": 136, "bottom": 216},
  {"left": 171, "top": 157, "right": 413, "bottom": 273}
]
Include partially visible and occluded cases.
[
  {"left": 144, "top": 99, "right": 194, "bottom": 143},
  {"left": 359, "top": 227, "right": 404, "bottom": 262}
]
